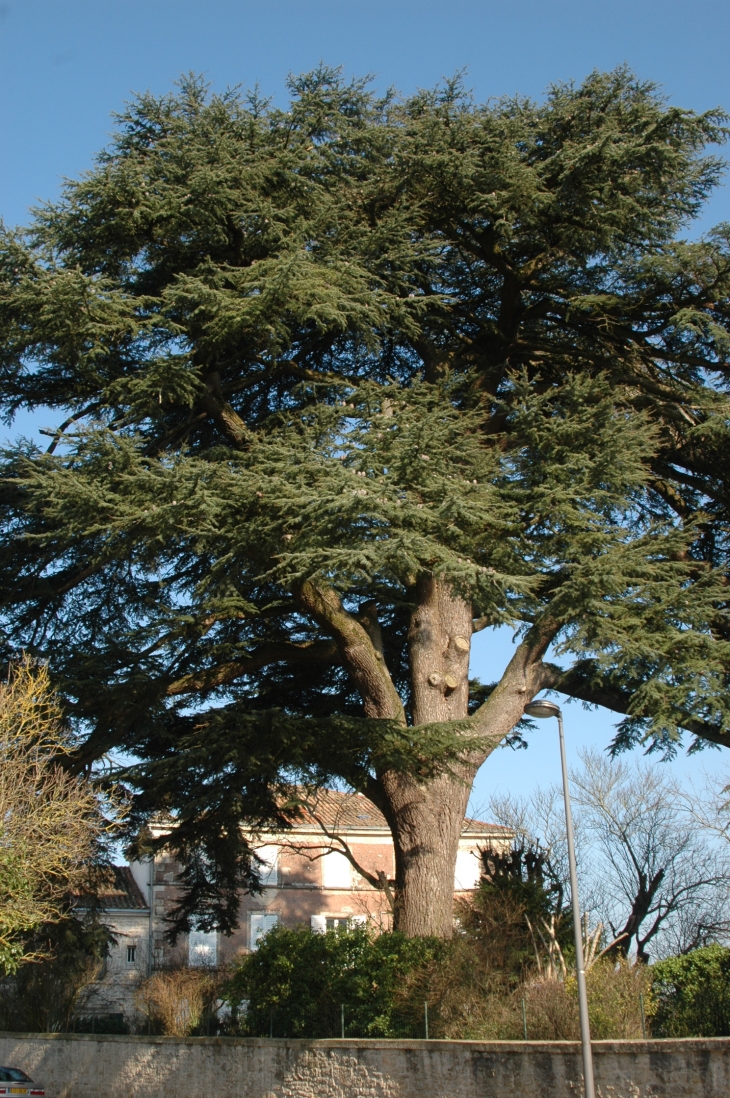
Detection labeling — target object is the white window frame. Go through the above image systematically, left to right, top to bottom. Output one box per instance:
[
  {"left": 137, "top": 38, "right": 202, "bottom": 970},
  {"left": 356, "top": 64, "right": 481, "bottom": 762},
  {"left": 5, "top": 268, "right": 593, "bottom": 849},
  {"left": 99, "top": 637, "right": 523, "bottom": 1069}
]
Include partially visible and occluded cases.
[
  {"left": 255, "top": 845, "right": 280, "bottom": 888},
  {"left": 322, "top": 849, "right": 352, "bottom": 889},
  {"left": 250, "top": 912, "right": 279, "bottom": 950},
  {"left": 312, "top": 913, "right": 368, "bottom": 933},
  {"left": 188, "top": 929, "right": 218, "bottom": 967}
]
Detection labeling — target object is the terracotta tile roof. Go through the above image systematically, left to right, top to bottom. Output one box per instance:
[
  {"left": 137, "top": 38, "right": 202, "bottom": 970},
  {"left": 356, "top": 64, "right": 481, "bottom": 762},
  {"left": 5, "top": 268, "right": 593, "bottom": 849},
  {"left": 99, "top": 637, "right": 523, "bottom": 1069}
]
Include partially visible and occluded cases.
[
  {"left": 285, "top": 788, "right": 511, "bottom": 836},
  {"left": 462, "top": 816, "right": 512, "bottom": 837},
  {"left": 75, "top": 866, "right": 149, "bottom": 911}
]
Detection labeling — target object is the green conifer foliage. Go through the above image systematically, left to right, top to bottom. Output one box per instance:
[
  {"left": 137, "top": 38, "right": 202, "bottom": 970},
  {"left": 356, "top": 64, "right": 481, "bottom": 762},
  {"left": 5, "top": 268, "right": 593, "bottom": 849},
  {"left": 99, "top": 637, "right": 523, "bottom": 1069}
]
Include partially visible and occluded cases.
[{"left": 1, "top": 68, "right": 729, "bottom": 935}]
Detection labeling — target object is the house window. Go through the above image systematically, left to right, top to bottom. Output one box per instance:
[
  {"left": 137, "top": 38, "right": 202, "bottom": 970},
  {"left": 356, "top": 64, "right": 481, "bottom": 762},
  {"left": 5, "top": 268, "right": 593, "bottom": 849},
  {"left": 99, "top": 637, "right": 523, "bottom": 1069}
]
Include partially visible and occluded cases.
[
  {"left": 255, "top": 845, "right": 280, "bottom": 888},
  {"left": 454, "top": 848, "right": 481, "bottom": 890},
  {"left": 322, "top": 850, "right": 352, "bottom": 889},
  {"left": 249, "top": 913, "right": 279, "bottom": 951},
  {"left": 312, "top": 914, "right": 367, "bottom": 933},
  {"left": 189, "top": 929, "right": 218, "bottom": 967},
  {"left": 126, "top": 945, "right": 137, "bottom": 965}
]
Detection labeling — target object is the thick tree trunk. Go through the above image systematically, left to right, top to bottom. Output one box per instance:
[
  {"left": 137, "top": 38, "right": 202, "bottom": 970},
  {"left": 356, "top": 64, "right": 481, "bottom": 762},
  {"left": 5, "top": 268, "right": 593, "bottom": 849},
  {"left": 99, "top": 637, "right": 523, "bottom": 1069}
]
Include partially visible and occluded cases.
[
  {"left": 408, "top": 574, "right": 473, "bottom": 727},
  {"left": 297, "top": 575, "right": 555, "bottom": 938},
  {"left": 376, "top": 576, "right": 556, "bottom": 937},
  {"left": 380, "top": 576, "right": 476, "bottom": 936},
  {"left": 381, "top": 768, "right": 476, "bottom": 936}
]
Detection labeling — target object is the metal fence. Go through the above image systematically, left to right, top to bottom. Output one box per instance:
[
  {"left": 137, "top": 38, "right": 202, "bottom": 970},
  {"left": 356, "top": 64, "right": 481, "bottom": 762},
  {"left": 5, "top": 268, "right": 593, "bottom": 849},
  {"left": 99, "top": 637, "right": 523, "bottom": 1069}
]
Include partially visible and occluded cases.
[
  {"left": 39, "top": 990, "right": 730, "bottom": 1039},
  {"left": 652, "top": 992, "right": 730, "bottom": 1038},
  {"left": 239, "top": 1002, "right": 432, "bottom": 1040}
]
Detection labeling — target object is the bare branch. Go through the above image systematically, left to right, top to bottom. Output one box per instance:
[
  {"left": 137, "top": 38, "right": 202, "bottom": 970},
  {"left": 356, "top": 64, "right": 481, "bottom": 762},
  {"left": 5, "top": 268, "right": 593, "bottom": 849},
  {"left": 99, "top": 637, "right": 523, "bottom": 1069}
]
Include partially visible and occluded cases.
[{"left": 42, "top": 402, "right": 101, "bottom": 454}]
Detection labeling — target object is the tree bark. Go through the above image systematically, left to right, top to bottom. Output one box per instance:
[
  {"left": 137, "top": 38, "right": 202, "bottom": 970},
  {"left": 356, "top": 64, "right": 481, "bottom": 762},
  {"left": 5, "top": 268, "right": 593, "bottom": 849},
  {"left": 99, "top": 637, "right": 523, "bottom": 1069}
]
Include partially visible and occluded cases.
[
  {"left": 295, "top": 573, "right": 558, "bottom": 938},
  {"left": 376, "top": 576, "right": 475, "bottom": 935},
  {"left": 378, "top": 579, "right": 558, "bottom": 937},
  {"left": 296, "top": 580, "right": 406, "bottom": 722},
  {"left": 380, "top": 767, "right": 477, "bottom": 936}
]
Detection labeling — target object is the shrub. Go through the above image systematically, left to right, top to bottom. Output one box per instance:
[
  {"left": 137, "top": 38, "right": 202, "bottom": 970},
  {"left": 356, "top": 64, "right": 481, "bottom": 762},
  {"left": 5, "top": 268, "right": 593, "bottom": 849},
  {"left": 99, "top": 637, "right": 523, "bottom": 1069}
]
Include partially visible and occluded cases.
[
  {"left": 448, "top": 844, "right": 575, "bottom": 1002},
  {"left": 0, "top": 914, "right": 111, "bottom": 1032},
  {"left": 222, "top": 921, "right": 651, "bottom": 1041},
  {"left": 223, "top": 924, "right": 446, "bottom": 1037},
  {"left": 651, "top": 945, "right": 730, "bottom": 1037},
  {"left": 419, "top": 954, "right": 650, "bottom": 1041},
  {"left": 583, "top": 958, "right": 651, "bottom": 1039},
  {"left": 517, "top": 960, "right": 650, "bottom": 1042},
  {"left": 137, "top": 968, "right": 220, "bottom": 1036}
]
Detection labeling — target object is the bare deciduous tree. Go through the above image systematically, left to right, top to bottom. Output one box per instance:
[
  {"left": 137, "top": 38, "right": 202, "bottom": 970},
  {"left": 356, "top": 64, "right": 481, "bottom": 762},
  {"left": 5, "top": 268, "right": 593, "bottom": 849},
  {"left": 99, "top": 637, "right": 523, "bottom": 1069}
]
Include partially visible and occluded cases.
[
  {"left": 489, "top": 750, "right": 730, "bottom": 962},
  {"left": 571, "top": 751, "right": 730, "bottom": 961},
  {"left": 676, "top": 767, "right": 730, "bottom": 846}
]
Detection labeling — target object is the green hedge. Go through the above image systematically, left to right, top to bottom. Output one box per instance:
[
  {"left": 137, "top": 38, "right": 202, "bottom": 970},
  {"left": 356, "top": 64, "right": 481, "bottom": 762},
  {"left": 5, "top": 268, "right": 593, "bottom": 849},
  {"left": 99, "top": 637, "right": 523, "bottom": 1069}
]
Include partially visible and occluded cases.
[
  {"left": 223, "top": 925, "right": 445, "bottom": 1037},
  {"left": 651, "top": 945, "right": 730, "bottom": 1037}
]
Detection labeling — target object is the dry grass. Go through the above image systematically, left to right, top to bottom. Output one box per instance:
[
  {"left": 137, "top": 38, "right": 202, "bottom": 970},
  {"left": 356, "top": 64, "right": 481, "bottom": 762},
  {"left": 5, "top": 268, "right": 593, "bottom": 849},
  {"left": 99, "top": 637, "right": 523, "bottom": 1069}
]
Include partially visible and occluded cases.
[
  {"left": 398, "top": 922, "right": 654, "bottom": 1041},
  {"left": 433, "top": 958, "right": 652, "bottom": 1040}
]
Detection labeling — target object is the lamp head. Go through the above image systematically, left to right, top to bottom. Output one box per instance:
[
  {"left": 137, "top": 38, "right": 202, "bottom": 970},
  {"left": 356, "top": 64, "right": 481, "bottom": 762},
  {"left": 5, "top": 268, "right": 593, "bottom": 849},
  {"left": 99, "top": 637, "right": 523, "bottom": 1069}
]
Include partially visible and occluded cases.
[{"left": 524, "top": 699, "right": 562, "bottom": 719}]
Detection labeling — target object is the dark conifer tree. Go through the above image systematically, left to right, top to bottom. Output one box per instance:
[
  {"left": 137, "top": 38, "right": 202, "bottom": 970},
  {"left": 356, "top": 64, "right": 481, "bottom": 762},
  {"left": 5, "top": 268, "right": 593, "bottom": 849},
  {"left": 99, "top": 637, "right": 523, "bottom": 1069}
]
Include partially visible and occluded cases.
[{"left": 1, "top": 68, "right": 729, "bottom": 935}]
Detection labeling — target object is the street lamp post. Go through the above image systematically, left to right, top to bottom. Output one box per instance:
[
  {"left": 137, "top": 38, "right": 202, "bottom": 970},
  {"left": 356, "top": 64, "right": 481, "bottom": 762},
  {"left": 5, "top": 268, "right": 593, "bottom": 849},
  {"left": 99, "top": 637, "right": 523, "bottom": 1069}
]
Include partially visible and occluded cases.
[{"left": 523, "top": 699, "right": 596, "bottom": 1098}]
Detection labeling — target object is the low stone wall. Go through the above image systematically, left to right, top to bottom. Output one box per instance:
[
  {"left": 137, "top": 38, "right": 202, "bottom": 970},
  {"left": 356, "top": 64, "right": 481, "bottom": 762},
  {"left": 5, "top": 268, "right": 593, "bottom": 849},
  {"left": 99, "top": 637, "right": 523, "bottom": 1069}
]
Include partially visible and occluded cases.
[{"left": 1, "top": 1033, "right": 728, "bottom": 1098}]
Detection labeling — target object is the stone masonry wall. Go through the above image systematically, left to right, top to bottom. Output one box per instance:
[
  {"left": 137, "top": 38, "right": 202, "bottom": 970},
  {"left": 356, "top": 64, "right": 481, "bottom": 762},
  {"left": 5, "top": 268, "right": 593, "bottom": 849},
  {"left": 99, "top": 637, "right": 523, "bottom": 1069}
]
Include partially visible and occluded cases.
[{"left": 1, "top": 1034, "right": 729, "bottom": 1098}]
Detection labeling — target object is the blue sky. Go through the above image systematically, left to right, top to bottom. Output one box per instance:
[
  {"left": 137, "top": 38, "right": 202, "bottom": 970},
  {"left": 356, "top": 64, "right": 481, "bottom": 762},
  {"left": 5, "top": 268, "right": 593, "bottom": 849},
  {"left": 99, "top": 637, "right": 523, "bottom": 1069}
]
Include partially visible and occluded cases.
[
  {"left": 1, "top": 0, "right": 728, "bottom": 809},
  {"left": 2, "top": 1, "right": 730, "bottom": 233}
]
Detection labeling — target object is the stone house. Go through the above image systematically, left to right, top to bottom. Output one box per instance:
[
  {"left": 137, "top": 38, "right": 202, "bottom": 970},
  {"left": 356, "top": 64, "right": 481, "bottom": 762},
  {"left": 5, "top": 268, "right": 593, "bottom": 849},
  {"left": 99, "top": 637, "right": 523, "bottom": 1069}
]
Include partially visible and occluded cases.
[
  {"left": 82, "top": 790, "right": 511, "bottom": 1027},
  {"left": 74, "top": 866, "right": 151, "bottom": 1025}
]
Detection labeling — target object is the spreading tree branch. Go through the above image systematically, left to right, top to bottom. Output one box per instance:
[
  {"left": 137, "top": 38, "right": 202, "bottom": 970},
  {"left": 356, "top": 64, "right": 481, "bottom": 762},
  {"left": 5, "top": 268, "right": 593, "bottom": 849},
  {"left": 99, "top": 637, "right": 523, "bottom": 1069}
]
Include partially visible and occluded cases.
[
  {"left": 198, "top": 372, "right": 252, "bottom": 449},
  {"left": 295, "top": 581, "right": 406, "bottom": 723},
  {"left": 166, "top": 639, "right": 339, "bottom": 696},
  {"left": 547, "top": 660, "right": 730, "bottom": 749}
]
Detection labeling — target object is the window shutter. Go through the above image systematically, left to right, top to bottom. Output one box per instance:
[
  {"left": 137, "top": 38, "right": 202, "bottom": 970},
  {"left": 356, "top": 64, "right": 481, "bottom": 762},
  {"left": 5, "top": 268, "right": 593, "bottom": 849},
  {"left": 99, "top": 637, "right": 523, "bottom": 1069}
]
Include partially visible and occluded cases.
[
  {"left": 255, "top": 845, "right": 279, "bottom": 887},
  {"left": 322, "top": 850, "right": 352, "bottom": 888},
  {"left": 250, "top": 912, "right": 279, "bottom": 950}
]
